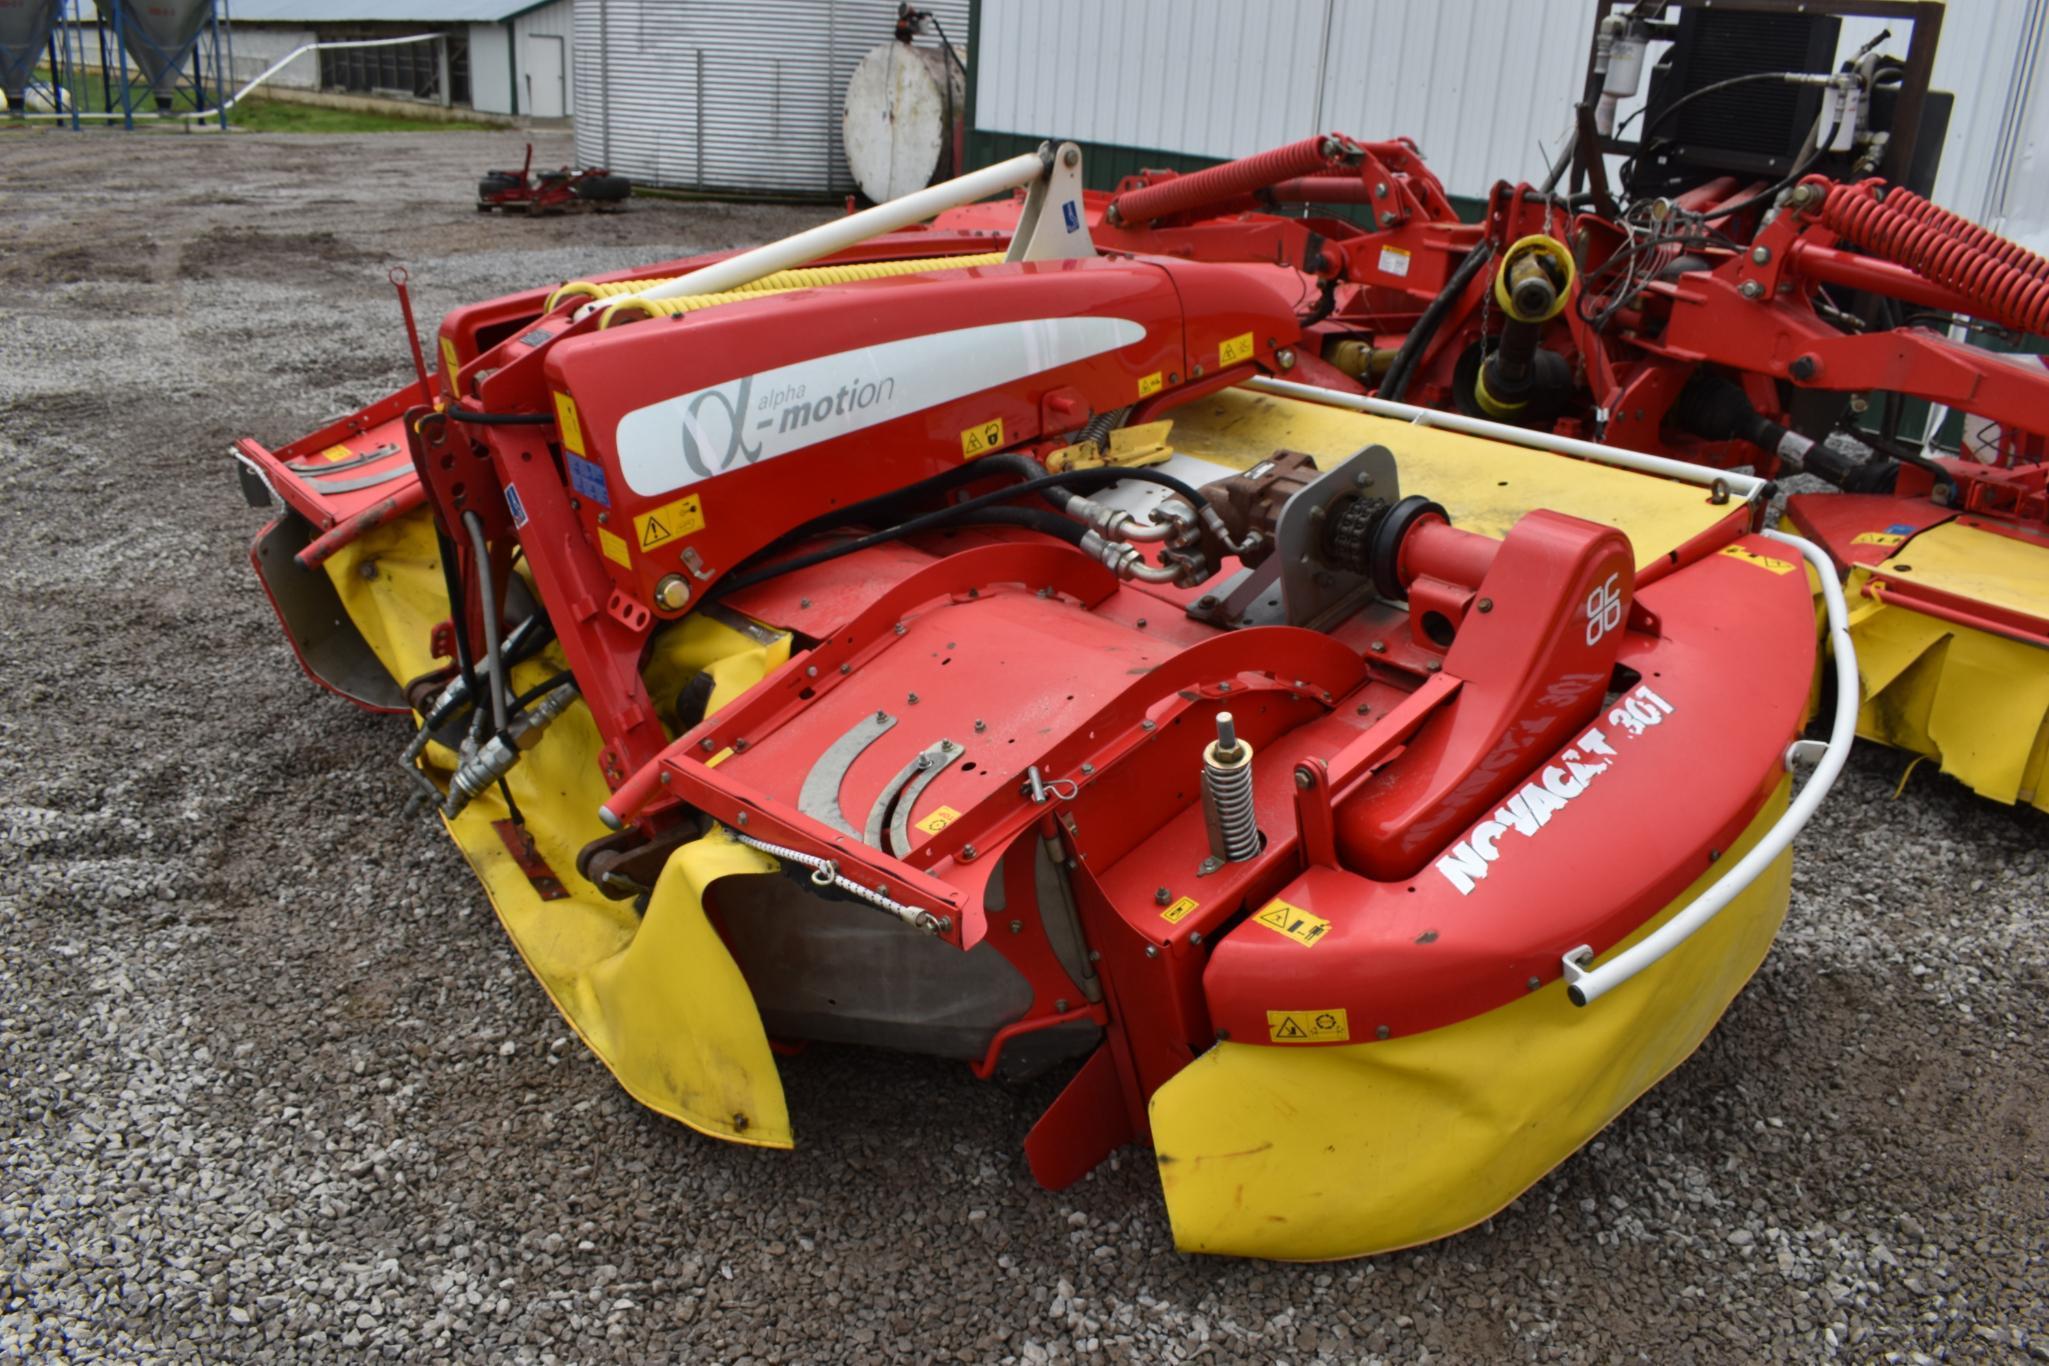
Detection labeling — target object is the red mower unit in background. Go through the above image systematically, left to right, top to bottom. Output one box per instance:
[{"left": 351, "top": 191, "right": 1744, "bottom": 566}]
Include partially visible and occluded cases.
[
  {"left": 934, "top": 0, "right": 2045, "bottom": 813},
  {"left": 478, "top": 143, "right": 631, "bottom": 215}
]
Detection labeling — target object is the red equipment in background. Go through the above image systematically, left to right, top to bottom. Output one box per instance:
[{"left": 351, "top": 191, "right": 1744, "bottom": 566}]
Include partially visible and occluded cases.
[{"left": 477, "top": 143, "right": 631, "bottom": 215}]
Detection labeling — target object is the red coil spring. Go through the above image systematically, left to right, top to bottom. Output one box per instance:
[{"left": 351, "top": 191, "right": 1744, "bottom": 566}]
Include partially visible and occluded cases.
[
  {"left": 1108, "top": 135, "right": 1345, "bottom": 226},
  {"left": 1814, "top": 177, "right": 2049, "bottom": 335},
  {"left": 1887, "top": 188, "right": 2049, "bottom": 285}
]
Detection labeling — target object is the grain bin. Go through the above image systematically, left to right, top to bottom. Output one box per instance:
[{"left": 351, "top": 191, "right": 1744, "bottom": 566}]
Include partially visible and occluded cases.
[
  {"left": 0, "top": 0, "right": 58, "bottom": 111},
  {"left": 116, "top": 0, "right": 212, "bottom": 110}
]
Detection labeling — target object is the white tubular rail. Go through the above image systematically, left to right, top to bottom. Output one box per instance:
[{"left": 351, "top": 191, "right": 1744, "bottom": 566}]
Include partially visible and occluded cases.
[
  {"left": 14, "top": 33, "right": 446, "bottom": 122},
  {"left": 578, "top": 149, "right": 1052, "bottom": 319},
  {"left": 1245, "top": 376, "right": 1770, "bottom": 505},
  {"left": 1563, "top": 529, "right": 1859, "bottom": 1005}
]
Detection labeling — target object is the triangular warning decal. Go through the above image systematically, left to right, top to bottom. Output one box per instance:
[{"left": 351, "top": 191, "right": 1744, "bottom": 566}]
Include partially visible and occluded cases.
[
  {"left": 640, "top": 515, "right": 670, "bottom": 548},
  {"left": 1274, "top": 1016, "right": 1307, "bottom": 1039}
]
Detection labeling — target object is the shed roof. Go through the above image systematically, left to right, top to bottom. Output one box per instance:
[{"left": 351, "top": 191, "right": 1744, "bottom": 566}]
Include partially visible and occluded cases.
[{"left": 228, "top": 0, "right": 560, "bottom": 23}]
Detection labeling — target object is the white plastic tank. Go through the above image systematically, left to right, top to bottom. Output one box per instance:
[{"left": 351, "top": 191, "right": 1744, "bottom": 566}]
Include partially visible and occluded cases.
[{"left": 842, "top": 39, "right": 966, "bottom": 204}]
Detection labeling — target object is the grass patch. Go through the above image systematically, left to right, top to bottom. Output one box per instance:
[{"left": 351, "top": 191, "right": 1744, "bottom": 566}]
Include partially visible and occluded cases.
[{"left": 14, "top": 66, "right": 495, "bottom": 132}]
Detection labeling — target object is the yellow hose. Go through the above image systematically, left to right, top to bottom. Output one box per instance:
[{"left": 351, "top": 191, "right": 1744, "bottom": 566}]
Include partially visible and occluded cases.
[{"left": 547, "top": 252, "right": 1006, "bottom": 318}]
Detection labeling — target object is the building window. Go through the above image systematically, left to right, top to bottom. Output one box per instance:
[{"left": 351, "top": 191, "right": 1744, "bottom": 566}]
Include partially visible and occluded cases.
[{"left": 317, "top": 28, "right": 467, "bottom": 105}]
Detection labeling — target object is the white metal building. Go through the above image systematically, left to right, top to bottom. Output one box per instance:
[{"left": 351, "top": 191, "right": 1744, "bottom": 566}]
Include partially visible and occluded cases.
[
  {"left": 228, "top": 0, "right": 574, "bottom": 117},
  {"left": 572, "top": 0, "right": 969, "bottom": 193},
  {"left": 973, "top": 0, "right": 2049, "bottom": 251}
]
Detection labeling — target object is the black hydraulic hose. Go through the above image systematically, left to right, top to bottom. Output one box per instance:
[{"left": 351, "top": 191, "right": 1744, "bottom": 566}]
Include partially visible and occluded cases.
[
  {"left": 1381, "top": 239, "right": 1493, "bottom": 402},
  {"left": 1299, "top": 277, "right": 1338, "bottom": 328},
  {"left": 444, "top": 409, "right": 556, "bottom": 426},
  {"left": 766, "top": 452, "right": 1046, "bottom": 556},
  {"left": 717, "top": 504, "right": 1089, "bottom": 597},
  {"left": 432, "top": 525, "right": 480, "bottom": 704},
  {"left": 513, "top": 668, "right": 575, "bottom": 711}
]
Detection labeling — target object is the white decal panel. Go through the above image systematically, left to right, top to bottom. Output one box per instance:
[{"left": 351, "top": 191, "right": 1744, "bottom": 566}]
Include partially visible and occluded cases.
[
  {"left": 613, "top": 317, "right": 1147, "bottom": 497},
  {"left": 1435, "top": 684, "right": 1676, "bottom": 896}
]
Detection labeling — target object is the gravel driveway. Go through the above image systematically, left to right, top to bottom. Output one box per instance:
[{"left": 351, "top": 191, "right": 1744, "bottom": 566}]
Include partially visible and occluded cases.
[{"left": 1, "top": 128, "right": 2043, "bottom": 1363}]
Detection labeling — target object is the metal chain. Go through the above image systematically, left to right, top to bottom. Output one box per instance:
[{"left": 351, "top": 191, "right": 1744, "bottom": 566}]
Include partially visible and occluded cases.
[{"left": 724, "top": 828, "right": 950, "bottom": 935}]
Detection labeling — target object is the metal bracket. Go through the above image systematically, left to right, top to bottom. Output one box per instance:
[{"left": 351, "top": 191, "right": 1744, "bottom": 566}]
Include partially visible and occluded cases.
[
  {"left": 1006, "top": 141, "right": 1095, "bottom": 263},
  {"left": 799, "top": 710, "right": 897, "bottom": 835},
  {"left": 864, "top": 738, "right": 964, "bottom": 854},
  {"left": 1783, "top": 738, "right": 1830, "bottom": 771},
  {"left": 1560, "top": 945, "right": 1595, "bottom": 1006}
]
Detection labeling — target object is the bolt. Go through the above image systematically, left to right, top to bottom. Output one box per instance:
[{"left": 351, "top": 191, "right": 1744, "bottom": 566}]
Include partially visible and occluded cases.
[
  {"left": 1062, "top": 146, "right": 1079, "bottom": 167},
  {"left": 1374, "top": 180, "right": 1388, "bottom": 199},
  {"left": 1379, "top": 211, "right": 1396, "bottom": 227},
  {"left": 1750, "top": 245, "right": 1772, "bottom": 265},
  {"left": 1739, "top": 279, "right": 1765, "bottom": 300},
  {"left": 1276, "top": 347, "right": 1297, "bottom": 371},
  {"left": 1789, "top": 354, "right": 1820, "bottom": 382},
  {"left": 1192, "top": 363, "right": 1204, "bottom": 378},
  {"left": 1169, "top": 372, "right": 1181, "bottom": 384},
  {"left": 1354, "top": 471, "right": 1372, "bottom": 487},
  {"left": 596, "top": 512, "right": 608, "bottom": 525},
  {"left": 653, "top": 574, "right": 691, "bottom": 611},
  {"left": 967, "top": 587, "right": 980, "bottom": 599},
  {"left": 1197, "top": 594, "right": 1218, "bottom": 609},
  {"left": 798, "top": 597, "right": 810, "bottom": 609},
  {"left": 1477, "top": 598, "right": 1493, "bottom": 613},
  {"left": 1135, "top": 617, "right": 1148, "bottom": 629},
  {"left": 893, "top": 622, "right": 907, "bottom": 636},
  {"left": 1370, "top": 640, "right": 1387, "bottom": 654},
  {"left": 1425, "top": 659, "right": 1442, "bottom": 673},
  {"left": 840, "top": 663, "right": 852, "bottom": 675},
  {"left": 805, "top": 665, "right": 818, "bottom": 678},
  {"left": 1217, "top": 681, "right": 1232, "bottom": 693},
  {"left": 907, "top": 692, "right": 920, "bottom": 705},
  {"left": 1356, "top": 702, "right": 1371, "bottom": 715},
  {"left": 875, "top": 709, "right": 887, "bottom": 723},
  {"left": 974, "top": 718, "right": 987, "bottom": 733},
  {"left": 1140, "top": 718, "right": 1155, "bottom": 731},
  {"left": 700, "top": 738, "right": 715, "bottom": 752},
  {"left": 732, "top": 738, "right": 748, "bottom": 752},
  {"left": 1080, "top": 762, "right": 1094, "bottom": 775},
  {"left": 1294, "top": 766, "right": 1314, "bottom": 790},
  {"left": 659, "top": 770, "right": 671, "bottom": 785},
  {"left": 736, "top": 812, "right": 749, "bottom": 827},
  {"left": 960, "top": 844, "right": 978, "bottom": 861},
  {"left": 1708, "top": 847, "right": 1722, "bottom": 863},
  {"left": 1198, "top": 856, "right": 1224, "bottom": 877},
  {"left": 1155, "top": 886, "right": 1172, "bottom": 905},
  {"left": 1010, "top": 919, "right": 1023, "bottom": 934},
  {"left": 1189, "top": 931, "right": 1203, "bottom": 945},
  {"left": 1144, "top": 945, "right": 1160, "bottom": 959},
  {"left": 1087, "top": 950, "right": 1101, "bottom": 963},
  {"left": 1528, "top": 976, "right": 1542, "bottom": 992},
  {"left": 1376, "top": 1024, "right": 1391, "bottom": 1040}
]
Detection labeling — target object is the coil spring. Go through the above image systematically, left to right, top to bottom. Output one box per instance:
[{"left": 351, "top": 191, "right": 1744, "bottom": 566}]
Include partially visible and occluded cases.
[
  {"left": 1110, "top": 135, "right": 1346, "bottom": 226},
  {"left": 1815, "top": 178, "right": 2049, "bottom": 335},
  {"left": 1202, "top": 751, "right": 1260, "bottom": 863}
]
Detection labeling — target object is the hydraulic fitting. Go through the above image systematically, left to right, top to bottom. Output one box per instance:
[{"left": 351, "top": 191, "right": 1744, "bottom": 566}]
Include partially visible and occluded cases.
[{"left": 443, "top": 683, "right": 581, "bottom": 818}]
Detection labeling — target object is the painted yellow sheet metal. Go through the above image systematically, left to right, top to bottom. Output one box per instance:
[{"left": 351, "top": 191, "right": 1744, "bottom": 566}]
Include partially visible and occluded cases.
[
  {"left": 1168, "top": 388, "right": 1732, "bottom": 569},
  {"left": 321, "top": 511, "right": 799, "bottom": 1146},
  {"left": 1879, "top": 519, "right": 2049, "bottom": 624},
  {"left": 1845, "top": 565, "right": 2049, "bottom": 813},
  {"left": 1149, "top": 780, "right": 1791, "bottom": 1261}
]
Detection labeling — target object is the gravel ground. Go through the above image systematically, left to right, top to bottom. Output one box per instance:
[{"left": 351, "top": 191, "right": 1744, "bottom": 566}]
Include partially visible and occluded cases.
[{"left": 1, "top": 129, "right": 2045, "bottom": 1364}]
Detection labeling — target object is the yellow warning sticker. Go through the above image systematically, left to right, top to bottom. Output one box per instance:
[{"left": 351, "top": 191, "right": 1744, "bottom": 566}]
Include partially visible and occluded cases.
[
  {"left": 1219, "top": 332, "right": 1255, "bottom": 367},
  {"left": 438, "top": 335, "right": 460, "bottom": 387},
  {"left": 1138, "top": 370, "right": 1164, "bottom": 398},
  {"left": 553, "top": 392, "right": 585, "bottom": 455},
  {"left": 961, "top": 418, "right": 1005, "bottom": 459},
  {"left": 319, "top": 444, "right": 353, "bottom": 463},
  {"left": 633, "top": 495, "right": 705, "bottom": 553},
  {"left": 598, "top": 526, "right": 632, "bottom": 569},
  {"left": 1852, "top": 531, "right": 1908, "bottom": 547},
  {"left": 1719, "top": 544, "right": 1795, "bottom": 575},
  {"left": 914, "top": 805, "right": 963, "bottom": 835},
  {"left": 1160, "top": 895, "right": 1199, "bottom": 925},
  {"left": 1252, "top": 897, "right": 1331, "bottom": 948},
  {"left": 1266, "top": 1008, "right": 1350, "bottom": 1043}
]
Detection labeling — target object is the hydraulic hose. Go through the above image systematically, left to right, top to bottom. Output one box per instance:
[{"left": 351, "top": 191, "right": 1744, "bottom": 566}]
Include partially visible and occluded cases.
[
  {"left": 1108, "top": 135, "right": 1353, "bottom": 226},
  {"left": 1813, "top": 178, "right": 2049, "bottom": 336},
  {"left": 1382, "top": 239, "right": 1494, "bottom": 402},
  {"left": 717, "top": 504, "right": 1089, "bottom": 596},
  {"left": 461, "top": 511, "right": 511, "bottom": 736}
]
